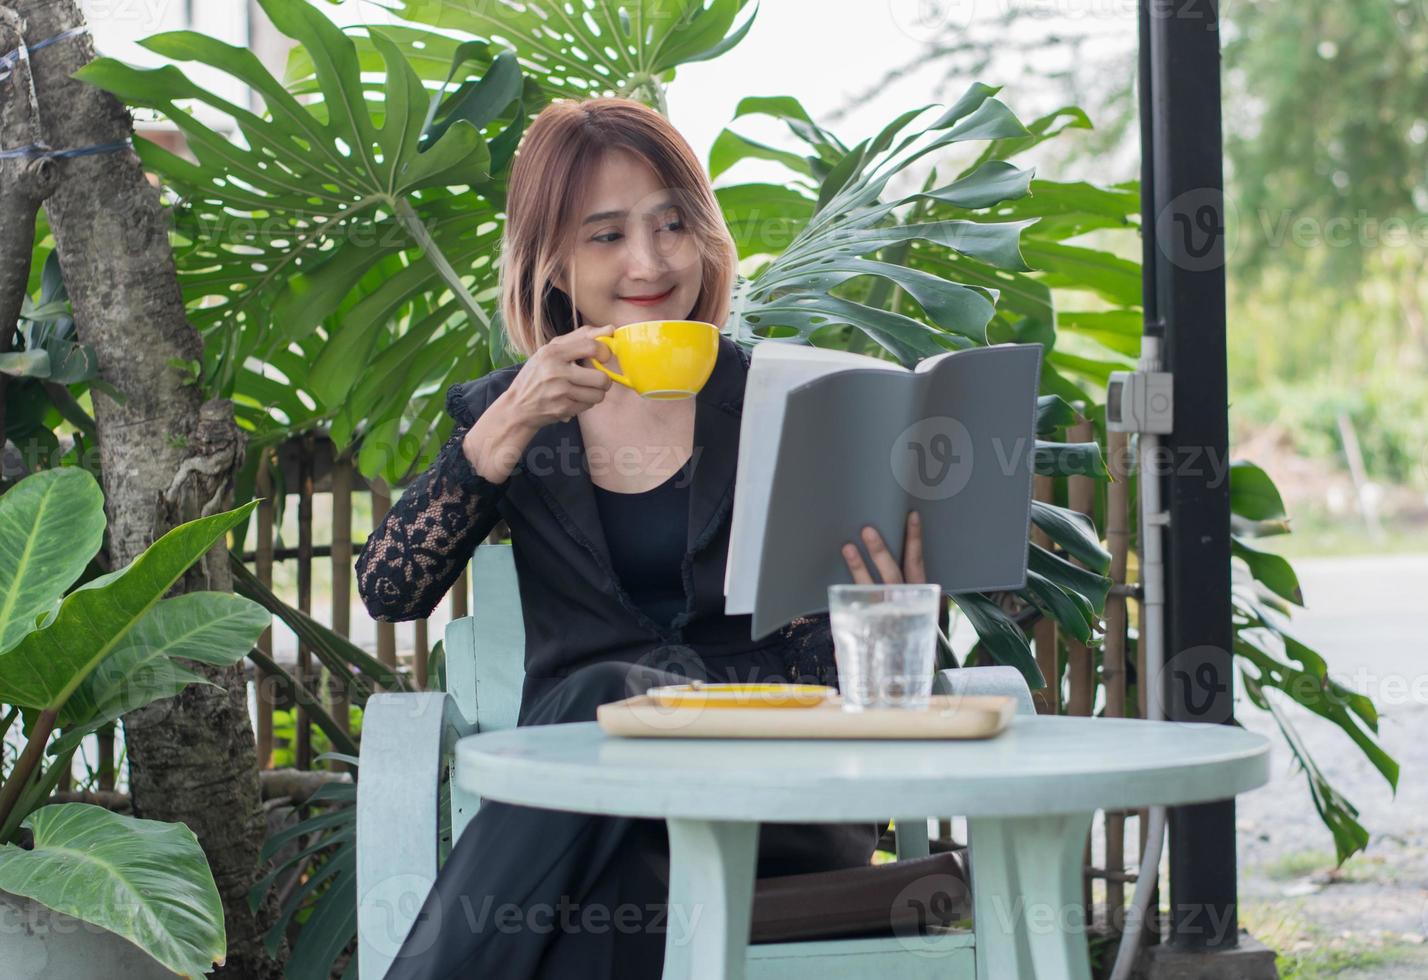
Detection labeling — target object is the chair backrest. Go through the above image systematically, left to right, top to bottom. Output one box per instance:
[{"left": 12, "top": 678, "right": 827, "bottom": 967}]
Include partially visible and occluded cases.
[{"left": 443, "top": 543, "right": 526, "bottom": 733}]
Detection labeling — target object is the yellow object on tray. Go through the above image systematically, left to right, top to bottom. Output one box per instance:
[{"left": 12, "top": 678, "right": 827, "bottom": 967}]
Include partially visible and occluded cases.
[{"left": 644, "top": 682, "right": 837, "bottom": 709}]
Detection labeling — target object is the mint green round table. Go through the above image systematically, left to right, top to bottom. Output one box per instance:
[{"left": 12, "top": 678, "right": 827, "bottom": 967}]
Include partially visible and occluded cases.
[{"left": 455, "top": 714, "right": 1271, "bottom": 980}]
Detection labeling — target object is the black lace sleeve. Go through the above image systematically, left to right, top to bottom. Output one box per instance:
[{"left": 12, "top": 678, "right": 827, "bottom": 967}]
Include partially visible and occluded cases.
[
  {"left": 354, "top": 384, "right": 512, "bottom": 622},
  {"left": 778, "top": 613, "right": 841, "bottom": 689}
]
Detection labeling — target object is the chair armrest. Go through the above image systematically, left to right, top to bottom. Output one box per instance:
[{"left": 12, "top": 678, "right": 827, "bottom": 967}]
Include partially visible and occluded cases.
[
  {"left": 934, "top": 665, "right": 1037, "bottom": 716},
  {"left": 356, "top": 692, "right": 475, "bottom": 980}
]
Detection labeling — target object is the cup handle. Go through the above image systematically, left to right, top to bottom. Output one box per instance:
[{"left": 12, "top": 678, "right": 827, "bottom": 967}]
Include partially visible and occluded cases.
[{"left": 591, "top": 335, "right": 634, "bottom": 389}]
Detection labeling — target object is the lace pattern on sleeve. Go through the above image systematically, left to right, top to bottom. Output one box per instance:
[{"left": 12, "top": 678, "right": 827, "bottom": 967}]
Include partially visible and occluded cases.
[
  {"left": 354, "top": 423, "right": 510, "bottom": 622},
  {"left": 779, "top": 613, "right": 841, "bottom": 689}
]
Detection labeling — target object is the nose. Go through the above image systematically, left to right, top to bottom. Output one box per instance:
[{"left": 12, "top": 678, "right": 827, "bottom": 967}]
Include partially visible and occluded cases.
[{"left": 624, "top": 220, "right": 668, "bottom": 281}]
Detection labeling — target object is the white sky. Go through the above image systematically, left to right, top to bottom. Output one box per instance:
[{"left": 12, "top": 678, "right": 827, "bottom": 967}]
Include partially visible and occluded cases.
[{"left": 80, "top": 0, "right": 1137, "bottom": 183}]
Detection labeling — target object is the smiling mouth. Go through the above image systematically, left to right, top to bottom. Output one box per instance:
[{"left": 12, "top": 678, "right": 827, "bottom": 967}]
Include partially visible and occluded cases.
[{"left": 622, "top": 285, "right": 675, "bottom": 302}]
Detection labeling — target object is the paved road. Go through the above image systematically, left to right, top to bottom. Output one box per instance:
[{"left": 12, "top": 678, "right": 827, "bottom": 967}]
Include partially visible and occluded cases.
[{"left": 1232, "top": 554, "right": 1428, "bottom": 973}]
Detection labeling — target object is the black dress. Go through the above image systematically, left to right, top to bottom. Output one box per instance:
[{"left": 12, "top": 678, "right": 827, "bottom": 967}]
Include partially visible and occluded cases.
[
  {"left": 359, "top": 334, "right": 882, "bottom": 980},
  {"left": 589, "top": 457, "right": 694, "bottom": 630}
]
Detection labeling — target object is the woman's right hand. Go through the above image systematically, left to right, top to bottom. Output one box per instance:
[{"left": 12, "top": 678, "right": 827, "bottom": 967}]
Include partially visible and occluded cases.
[
  {"left": 499, "top": 323, "right": 617, "bottom": 429},
  {"left": 462, "top": 324, "right": 616, "bottom": 483}
]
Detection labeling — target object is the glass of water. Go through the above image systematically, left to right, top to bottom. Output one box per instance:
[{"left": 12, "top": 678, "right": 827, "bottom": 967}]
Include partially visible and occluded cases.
[{"left": 828, "top": 583, "right": 942, "bottom": 710}]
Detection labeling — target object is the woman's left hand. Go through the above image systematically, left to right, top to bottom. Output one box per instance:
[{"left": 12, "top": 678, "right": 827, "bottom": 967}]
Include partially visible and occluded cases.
[{"left": 841, "top": 510, "right": 925, "bottom": 585}]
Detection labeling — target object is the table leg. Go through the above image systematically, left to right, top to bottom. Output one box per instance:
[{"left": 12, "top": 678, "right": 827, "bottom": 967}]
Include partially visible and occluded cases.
[
  {"left": 966, "top": 812, "right": 1096, "bottom": 980},
  {"left": 662, "top": 818, "right": 758, "bottom": 980}
]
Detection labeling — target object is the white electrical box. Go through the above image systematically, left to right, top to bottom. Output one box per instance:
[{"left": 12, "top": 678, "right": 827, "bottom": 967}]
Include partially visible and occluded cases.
[{"left": 1105, "top": 371, "right": 1173, "bottom": 433}]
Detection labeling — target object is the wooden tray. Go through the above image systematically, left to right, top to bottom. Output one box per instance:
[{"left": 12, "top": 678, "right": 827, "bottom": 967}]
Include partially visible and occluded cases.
[{"left": 596, "top": 693, "right": 1016, "bottom": 740}]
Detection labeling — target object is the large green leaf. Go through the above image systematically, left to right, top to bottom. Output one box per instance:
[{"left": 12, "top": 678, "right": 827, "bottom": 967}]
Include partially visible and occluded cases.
[
  {"left": 73, "top": 0, "right": 498, "bottom": 411},
  {"left": 388, "top": 0, "right": 758, "bottom": 105},
  {"left": 715, "top": 84, "right": 1036, "bottom": 363},
  {"left": 989, "top": 178, "right": 1140, "bottom": 241},
  {"left": 1034, "top": 394, "right": 1081, "bottom": 435},
  {"left": 1034, "top": 439, "right": 1109, "bottom": 480},
  {"left": 1229, "top": 459, "right": 1289, "bottom": 521},
  {"left": 0, "top": 468, "right": 105, "bottom": 656},
  {"left": 0, "top": 501, "right": 257, "bottom": 711},
  {"left": 1030, "top": 501, "right": 1111, "bottom": 574},
  {"left": 1231, "top": 537, "right": 1304, "bottom": 606},
  {"left": 1028, "top": 541, "right": 1112, "bottom": 612},
  {"left": 1017, "top": 570, "right": 1095, "bottom": 644},
  {"left": 949, "top": 589, "right": 1043, "bottom": 690},
  {"left": 47, "top": 592, "right": 271, "bottom": 757},
  {"left": 1241, "top": 674, "right": 1370, "bottom": 865},
  {"left": 0, "top": 803, "right": 225, "bottom": 978}
]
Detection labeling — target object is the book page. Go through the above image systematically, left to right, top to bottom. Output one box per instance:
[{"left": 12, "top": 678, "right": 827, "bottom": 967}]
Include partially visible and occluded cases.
[
  {"left": 724, "top": 342, "right": 905, "bottom": 611},
  {"left": 746, "top": 342, "right": 1044, "bottom": 639},
  {"left": 901, "top": 343, "right": 1044, "bottom": 593},
  {"left": 748, "top": 370, "right": 920, "bottom": 637}
]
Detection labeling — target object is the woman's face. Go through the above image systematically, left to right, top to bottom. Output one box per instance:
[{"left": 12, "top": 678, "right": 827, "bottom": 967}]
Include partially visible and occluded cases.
[{"left": 552, "top": 147, "right": 703, "bottom": 329}]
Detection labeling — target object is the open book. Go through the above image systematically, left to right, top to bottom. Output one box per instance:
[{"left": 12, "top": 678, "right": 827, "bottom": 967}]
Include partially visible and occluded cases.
[{"left": 724, "top": 340, "right": 1044, "bottom": 640}]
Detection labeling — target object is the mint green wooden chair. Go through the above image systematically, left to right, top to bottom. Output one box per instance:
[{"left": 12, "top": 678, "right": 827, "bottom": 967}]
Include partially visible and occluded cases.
[{"left": 356, "top": 543, "right": 1036, "bottom": 979}]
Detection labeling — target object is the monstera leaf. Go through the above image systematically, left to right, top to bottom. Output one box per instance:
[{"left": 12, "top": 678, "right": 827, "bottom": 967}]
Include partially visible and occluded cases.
[
  {"left": 73, "top": 0, "right": 503, "bottom": 411},
  {"left": 374, "top": 0, "right": 757, "bottom": 109},
  {"left": 716, "top": 84, "right": 1037, "bottom": 364},
  {"left": 708, "top": 87, "right": 1112, "bottom": 688},
  {"left": 1226, "top": 460, "right": 1399, "bottom": 863},
  {"left": 0, "top": 804, "right": 226, "bottom": 978}
]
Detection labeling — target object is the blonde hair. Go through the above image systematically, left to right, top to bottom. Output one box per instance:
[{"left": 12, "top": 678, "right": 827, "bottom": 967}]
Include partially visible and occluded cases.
[{"left": 497, "top": 97, "right": 737, "bottom": 357}]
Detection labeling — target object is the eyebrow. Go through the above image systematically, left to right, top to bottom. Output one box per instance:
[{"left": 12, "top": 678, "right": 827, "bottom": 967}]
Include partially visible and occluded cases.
[{"left": 581, "top": 199, "right": 678, "bottom": 226}]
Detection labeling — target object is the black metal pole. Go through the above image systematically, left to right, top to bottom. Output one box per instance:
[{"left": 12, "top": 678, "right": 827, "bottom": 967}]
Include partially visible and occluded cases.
[{"left": 1139, "top": 0, "right": 1239, "bottom": 953}]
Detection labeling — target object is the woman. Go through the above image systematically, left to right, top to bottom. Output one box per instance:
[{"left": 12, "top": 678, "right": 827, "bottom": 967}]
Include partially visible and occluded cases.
[{"left": 356, "top": 96, "right": 927, "bottom": 980}]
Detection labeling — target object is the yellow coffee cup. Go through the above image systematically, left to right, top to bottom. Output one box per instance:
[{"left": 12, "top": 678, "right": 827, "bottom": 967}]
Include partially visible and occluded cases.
[{"left": 591, "top": 320, "right": 719, "bottom": 400}]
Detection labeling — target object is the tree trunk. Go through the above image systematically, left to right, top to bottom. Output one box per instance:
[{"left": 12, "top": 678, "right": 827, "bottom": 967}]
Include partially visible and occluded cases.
[
  {"left": 2, "top": 2, "right": 286, "bottom": 975},
  {"left": 0, "top": 4, "right": 56, "bottom": 453}
]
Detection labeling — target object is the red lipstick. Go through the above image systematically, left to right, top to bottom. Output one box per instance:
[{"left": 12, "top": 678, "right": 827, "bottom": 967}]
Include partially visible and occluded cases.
[{"left": 621, "top": 285, "right": 675, "bottom": 306}]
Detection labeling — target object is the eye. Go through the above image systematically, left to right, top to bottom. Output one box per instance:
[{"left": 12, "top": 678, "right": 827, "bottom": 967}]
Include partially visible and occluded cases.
[
  {"left": 658, "top": 209, "right": 686, "bottom": 233},
  {"left": 592, "top": 229, "right": 622, "bottom": 244}
]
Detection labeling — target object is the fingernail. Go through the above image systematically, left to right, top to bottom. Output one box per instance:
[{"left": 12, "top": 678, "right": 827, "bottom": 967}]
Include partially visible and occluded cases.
[{"left": 910, "top": 511, "right": 920, "bottom": 524}]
